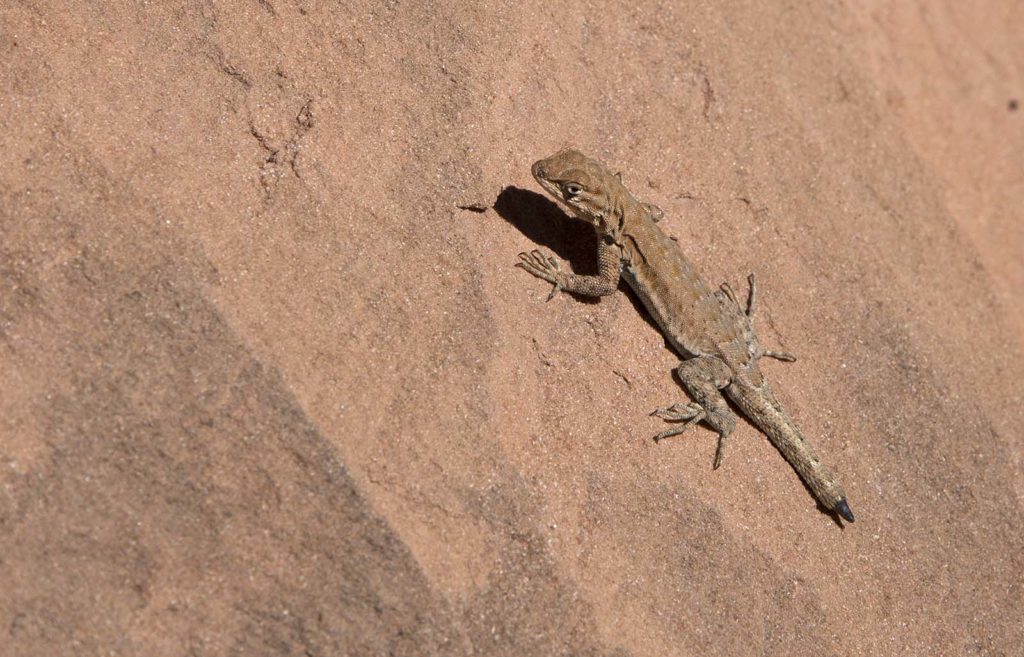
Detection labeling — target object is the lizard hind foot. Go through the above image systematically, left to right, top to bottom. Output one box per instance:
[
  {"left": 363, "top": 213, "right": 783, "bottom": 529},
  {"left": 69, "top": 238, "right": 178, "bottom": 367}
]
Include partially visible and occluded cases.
[
  {"left": 761, "top": 349, "right": 797, "bottom": 362},
  {"left": 650, "top": 401, "right": 703, "bottom": 421},
  {"left": 650, "top": 403, "right": 705, "bottom": 442}
]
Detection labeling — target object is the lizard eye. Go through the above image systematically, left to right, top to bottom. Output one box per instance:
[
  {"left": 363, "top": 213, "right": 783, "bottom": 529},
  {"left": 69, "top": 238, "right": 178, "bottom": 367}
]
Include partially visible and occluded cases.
[{"left": 565, "top": 183, "right": 583, "bottom": 196}]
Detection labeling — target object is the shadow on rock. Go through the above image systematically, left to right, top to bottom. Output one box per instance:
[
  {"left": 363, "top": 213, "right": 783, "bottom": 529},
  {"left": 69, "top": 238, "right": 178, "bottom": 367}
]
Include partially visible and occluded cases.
[{"left": 493, "top": 186, "right": 599, "bottom": 271}]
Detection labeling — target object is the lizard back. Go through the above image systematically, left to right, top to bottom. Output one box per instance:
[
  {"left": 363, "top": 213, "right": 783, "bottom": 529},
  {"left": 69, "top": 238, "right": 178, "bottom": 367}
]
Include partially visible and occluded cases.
[{"left": 618, "top": 204, "right": 753, "bottom": 370}]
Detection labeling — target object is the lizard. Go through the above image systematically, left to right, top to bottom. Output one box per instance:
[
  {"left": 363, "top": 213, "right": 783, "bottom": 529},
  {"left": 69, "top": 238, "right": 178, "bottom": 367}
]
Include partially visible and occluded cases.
[{"left": 516, "top": 148, "right": 855, "bottom": 523}]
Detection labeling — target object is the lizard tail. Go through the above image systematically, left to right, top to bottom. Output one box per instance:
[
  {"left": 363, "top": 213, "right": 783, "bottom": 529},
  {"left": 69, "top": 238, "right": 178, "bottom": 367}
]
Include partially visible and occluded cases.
[{"left": 728, "top": 381, "right": 854, "bottom": 522}]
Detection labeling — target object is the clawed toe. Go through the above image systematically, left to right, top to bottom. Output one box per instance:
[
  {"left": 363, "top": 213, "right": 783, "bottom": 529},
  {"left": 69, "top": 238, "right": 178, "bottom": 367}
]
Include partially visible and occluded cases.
[
  {"left": 515, "top": 250, "right": 563, "bottom": 300},
  {"left": 516, "top": 250, "right": 549, "bottom": 275},
  {"left": 762, "top": 349, "right": 796, "bottom": 362},
  {"left": 650, "top": 402, "right": 703, "bottom": 421},
  {"left": 651, "top": 403, "right": 705, "bottom": 442},
  {"left": 653, "top": 414, "right": 704, "bottom": 442},
  {"left": 713, "top": 433, "right": 728, "bottom": 469}
]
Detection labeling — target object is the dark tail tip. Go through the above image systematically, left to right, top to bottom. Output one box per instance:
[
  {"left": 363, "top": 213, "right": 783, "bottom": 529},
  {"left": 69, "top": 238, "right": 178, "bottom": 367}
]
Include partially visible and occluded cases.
[{"left": 835, "top": 499, "right": 855, "bottom": 523}]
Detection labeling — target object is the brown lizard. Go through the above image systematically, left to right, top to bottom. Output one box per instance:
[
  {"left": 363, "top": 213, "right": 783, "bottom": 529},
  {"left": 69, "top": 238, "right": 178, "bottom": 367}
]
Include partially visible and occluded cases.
[{"left": 516, "top": 149, "right": 854, "bottom": 522}]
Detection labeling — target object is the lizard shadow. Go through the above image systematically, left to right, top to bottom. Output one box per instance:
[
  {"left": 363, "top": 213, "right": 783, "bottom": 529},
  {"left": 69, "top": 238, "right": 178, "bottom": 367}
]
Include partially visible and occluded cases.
[{"left": 494, "top": 185, "right": 662, "bottom": 330}]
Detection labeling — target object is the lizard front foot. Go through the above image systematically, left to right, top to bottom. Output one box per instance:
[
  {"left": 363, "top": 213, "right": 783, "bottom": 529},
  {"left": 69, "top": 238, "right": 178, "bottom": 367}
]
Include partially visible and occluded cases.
[{"left": 516, "top": 249, "right": 564, "bottom": 301}]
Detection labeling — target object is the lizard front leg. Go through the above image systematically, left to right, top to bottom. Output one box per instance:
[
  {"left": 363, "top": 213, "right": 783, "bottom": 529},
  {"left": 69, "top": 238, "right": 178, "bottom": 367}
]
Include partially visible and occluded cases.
[
  {"left": 516, "top": 238, "right": 621, "bottom": 301},
  {"left": 653, "top": 356, "right": 737, "bottom": 469}
]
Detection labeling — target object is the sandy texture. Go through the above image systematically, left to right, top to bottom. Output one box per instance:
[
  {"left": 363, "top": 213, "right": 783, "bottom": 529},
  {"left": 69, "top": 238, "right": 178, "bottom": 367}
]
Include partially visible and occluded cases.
[{"left": 2, "top": 1, "right": 1022, "bottom": 655}]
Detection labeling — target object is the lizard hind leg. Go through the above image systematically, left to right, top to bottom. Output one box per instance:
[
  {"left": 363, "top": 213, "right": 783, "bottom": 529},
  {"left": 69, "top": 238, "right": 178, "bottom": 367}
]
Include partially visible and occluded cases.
[
  {"left": 742, "top": 273, "right": 797, "bottom": 363},
  {"left": 654, "top": 356, "right": 737, "bottom": 469}
]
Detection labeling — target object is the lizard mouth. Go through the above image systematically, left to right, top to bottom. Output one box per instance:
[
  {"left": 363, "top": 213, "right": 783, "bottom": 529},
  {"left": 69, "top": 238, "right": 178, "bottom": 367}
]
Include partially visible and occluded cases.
[{"left": 533, "top": 176, "right": 565, "bottom": 204}]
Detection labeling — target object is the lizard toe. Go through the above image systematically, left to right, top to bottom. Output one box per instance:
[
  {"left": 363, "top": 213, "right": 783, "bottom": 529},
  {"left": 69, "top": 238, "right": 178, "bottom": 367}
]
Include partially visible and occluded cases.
[{"left": 650, "top": 402, "right": 702, "bottom": 421}]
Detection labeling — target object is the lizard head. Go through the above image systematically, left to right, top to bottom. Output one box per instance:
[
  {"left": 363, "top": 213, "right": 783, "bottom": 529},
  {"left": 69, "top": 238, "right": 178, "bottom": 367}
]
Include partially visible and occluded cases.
[{"left": 532, "top": 149, "right": 622, "bottom": 231}]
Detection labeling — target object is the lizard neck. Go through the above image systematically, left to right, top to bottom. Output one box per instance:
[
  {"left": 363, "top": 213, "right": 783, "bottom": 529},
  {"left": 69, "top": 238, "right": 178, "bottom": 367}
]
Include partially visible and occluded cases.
[
  {"left": 599, "top": 188, "right": 645, "bottom": 244},
  {"left": 606, "top": 196, "right": 657, "bottom": 267}
]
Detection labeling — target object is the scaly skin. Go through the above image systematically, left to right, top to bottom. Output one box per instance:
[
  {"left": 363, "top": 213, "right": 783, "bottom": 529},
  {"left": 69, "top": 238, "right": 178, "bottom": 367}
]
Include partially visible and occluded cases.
[{"left": 517, "top": 149, "right": 854, "bottom": 522}]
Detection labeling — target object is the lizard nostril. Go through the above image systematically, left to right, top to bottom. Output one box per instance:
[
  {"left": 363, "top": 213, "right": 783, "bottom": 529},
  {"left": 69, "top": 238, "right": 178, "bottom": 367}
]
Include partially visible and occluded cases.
[{"left": 532, "top": 161, "right": 546, "bottom": 179}]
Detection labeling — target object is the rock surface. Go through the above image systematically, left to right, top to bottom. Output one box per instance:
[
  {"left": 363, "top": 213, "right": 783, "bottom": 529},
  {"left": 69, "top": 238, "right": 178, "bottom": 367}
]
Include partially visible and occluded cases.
[{"left": 1, "top": 1, "right": 1022, "bottom": 655}]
